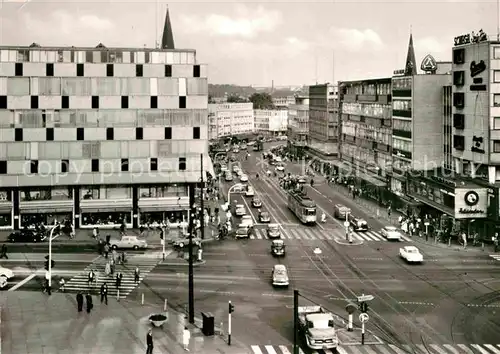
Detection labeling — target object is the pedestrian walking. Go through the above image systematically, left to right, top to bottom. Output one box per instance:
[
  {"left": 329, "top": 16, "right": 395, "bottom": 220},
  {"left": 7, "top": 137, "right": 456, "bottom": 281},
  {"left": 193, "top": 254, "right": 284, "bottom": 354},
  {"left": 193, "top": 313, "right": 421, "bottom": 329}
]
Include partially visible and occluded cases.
[
  {"left": 462, "top": 232, "right": 467, "bottom": 249},
  {"left": 494, "top": 233, "right": 499, "bottom": 252},
  {"left": 97, "top": 239, "right": 104, "bottom": 255},
  {"left": 104, "top": 243, "right": 110, "bottom": 259},
  {"left": 0, "top": 244, "right": 7, "bottom": 259},
  {"left": 105, "top": 262, "right": 111, "bottom": 276},
  {"left": 134, "top": 267, "right": 140, "bottom": 283},
  {"left": 87, "top": 269, "right": 95, "bottom": 287},
  {"left": 115, "top": 272, "right": 122, "bottom": 288},
  {"left": 100, "top": 283, "right": 108, "bottom": 305},
  {"left": 76, "top": 291, "right": 84, "bottom": 312},
  {"left": 85, "top": 293, "right": 93, "bottom": 313},
  {"left": 183, "top": 326, "right": 191, "bottom": 351},
  {"left": 146, "top": 329, "right": 154, "bottom": 354}
]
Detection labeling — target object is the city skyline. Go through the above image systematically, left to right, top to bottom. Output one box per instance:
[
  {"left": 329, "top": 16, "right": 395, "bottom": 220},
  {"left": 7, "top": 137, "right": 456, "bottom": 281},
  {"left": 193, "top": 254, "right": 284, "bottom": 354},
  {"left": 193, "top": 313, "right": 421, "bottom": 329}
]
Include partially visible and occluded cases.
[{"left": 0, "top": 0, "right": 498, "bottom": 86}]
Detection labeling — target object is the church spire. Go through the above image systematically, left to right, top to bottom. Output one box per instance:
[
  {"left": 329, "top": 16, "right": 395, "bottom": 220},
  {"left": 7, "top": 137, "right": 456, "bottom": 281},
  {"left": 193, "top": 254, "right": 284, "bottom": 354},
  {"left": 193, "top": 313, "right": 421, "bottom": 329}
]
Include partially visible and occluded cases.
[
  {"left": 161, "top": 6, "right": 175, "bottom": 49},
  {"left": 404, "top": 32, "right": 417, "bottom": 76}
]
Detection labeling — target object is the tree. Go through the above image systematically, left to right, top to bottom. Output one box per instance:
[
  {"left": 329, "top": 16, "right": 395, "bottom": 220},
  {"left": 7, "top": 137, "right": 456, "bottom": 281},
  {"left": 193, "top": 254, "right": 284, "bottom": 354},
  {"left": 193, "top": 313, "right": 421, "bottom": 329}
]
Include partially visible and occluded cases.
[
  {"left": 249, "top": 92, "right": 274, "bottom": 109},
  {"left": 208, "top": 94, "right": 216, "bottom": 104},
  {"left": 227, "top": 94, "right": 246, "bottom": 103}
]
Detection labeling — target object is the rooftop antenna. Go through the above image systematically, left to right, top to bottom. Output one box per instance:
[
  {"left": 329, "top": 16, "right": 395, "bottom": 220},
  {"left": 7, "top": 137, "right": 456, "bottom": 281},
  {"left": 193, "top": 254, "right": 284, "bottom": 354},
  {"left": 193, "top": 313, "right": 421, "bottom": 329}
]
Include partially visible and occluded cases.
[
  {"left": 497, "top": 0, "right": 499, "bottom": 40},
  {"left": 332, "top": 49, "right": 335, "bottom": 87}
]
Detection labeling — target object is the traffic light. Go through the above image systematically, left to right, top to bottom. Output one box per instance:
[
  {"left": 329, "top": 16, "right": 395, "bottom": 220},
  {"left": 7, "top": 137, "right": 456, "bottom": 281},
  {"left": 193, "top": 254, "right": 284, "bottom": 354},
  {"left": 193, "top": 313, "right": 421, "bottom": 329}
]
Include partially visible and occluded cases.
[
  {"left": 44, "top": 260, "right": 55, "bottom": 271},
  {"left": 229, "top": 302, "right": 235, "bottom": 314},
  {"left": 359, "top": 302, "right": 368, "bottom": 313}
]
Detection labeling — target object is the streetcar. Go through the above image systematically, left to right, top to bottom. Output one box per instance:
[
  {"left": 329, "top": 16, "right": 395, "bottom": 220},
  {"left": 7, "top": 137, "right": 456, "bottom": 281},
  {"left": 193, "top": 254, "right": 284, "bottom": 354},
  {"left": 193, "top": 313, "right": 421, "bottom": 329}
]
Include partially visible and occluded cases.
[{"left": 287, "top": 190, "right": 317, "bottom": 224}]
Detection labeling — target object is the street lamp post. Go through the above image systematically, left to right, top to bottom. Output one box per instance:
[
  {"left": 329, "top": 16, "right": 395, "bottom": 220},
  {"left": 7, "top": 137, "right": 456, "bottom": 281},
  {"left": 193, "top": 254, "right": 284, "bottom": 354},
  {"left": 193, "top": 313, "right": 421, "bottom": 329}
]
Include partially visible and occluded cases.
[{"left": 48, "top": 223, "right": 59, "bottom": 290}]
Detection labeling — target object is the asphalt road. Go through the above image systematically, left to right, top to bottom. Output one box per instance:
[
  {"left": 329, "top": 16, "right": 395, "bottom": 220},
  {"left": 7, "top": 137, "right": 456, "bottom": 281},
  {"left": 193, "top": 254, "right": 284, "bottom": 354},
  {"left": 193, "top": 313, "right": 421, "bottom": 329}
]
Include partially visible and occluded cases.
[{"left": 230, "top": 147, "right": 500, "bottom": 347}]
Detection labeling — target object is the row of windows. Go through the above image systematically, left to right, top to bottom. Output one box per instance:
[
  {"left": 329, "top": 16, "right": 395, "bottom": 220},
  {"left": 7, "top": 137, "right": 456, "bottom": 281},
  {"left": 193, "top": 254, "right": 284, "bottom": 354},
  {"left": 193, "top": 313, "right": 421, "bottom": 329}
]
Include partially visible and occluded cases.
[
  {"left": 1, "top": 49, "right": 196, "bottom": 65},
  {"left": 0, "top": 77, "right": 207, "bottom": 96},
  {"left": 392, "top": 77, "right": 412, "bottom": 90},
  {"left": 344, "top": 82, "right": 391, "bottom": 95},
  {"left": 393, "top": 100, "right": 411, "bottom": 111},
  {"left": 341, "top": 103, "right": 391, "bottom": 119},
  {"left": 0, "top": 109, "right": 207, "bottom": 128},
  {"left": 392, "top": 118, "right": 412, "bottom": 131},
  {"left": 8, "top": 126, "right": 202, "bottom": 142},
  {"left": 392, "top": 137, "right": 412, "bottom": 152},
  {"left": 0, "top": 140, "right": 206, "bottom": 160},
  {"left": 341, "top": 145, "right": 392, "bottom": 168},
  {"left": 0, "top": 157, "right": 190, "bottom": 175},
  {"left": 392, "top": 157, "right": 411, "bottom": 170}
]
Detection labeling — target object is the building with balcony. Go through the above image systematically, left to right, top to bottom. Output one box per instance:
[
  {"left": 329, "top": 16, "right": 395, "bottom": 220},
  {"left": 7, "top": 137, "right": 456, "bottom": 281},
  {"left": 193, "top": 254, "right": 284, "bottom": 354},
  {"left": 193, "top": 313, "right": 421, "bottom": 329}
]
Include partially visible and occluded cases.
[
  {"left": 0, "top": 9, "right": 213, "bottom": 230},
  {"left": 335, "top": 78, "right": 392, "bottom": 203},
  {"left": 307, "top": 84, "right": 339, "bottom": 161},
  {"left": 287, "top": 96, "right": 309, "bottom": 159},
  {"left": 208, "top": 102, "right": 254, "bottom": 140},
  {"left": 254, "top": 109, "right": 288, "bottom": 136}
]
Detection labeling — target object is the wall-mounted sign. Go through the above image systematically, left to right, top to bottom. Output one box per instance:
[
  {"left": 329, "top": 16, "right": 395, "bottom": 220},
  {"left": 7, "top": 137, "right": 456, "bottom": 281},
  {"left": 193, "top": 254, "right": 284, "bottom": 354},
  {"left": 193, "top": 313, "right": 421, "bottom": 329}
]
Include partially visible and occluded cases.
[
  {"left": 454, "top": 29, "right": 488, "bottom": 46},
  {"left": 421, "top": 54, "right": 438, "bottom": 74},
  {"left": 470, "top": 60, "right": 486, "bottom": 77},
  {"left": 393, "top": 69, "right": 405, "bottom": 76},
  {"left": 471, "top": 135, "right": 485, "bottom": 153},
  {"left": 455, "top": 188, "right": 487, "bottom": 219}
]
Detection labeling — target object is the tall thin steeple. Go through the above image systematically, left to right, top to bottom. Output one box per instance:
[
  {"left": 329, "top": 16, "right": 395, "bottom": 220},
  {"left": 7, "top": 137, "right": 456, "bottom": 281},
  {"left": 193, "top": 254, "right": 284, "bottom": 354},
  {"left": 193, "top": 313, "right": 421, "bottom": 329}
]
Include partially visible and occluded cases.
[
  {"left": 161, "top": 6, "right": 175, "bottom": 49},
  {"left": 404, "top": 30, "right": 417, "bottom": 76}
]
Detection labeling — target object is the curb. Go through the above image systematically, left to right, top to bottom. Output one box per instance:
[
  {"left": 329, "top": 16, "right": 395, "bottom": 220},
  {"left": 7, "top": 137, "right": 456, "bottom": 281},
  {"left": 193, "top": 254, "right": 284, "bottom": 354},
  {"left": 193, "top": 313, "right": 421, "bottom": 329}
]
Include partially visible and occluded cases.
[
  {"left": 334, "top": 238, "right": 363, "bottom": 246},
  {"left": 160, "top": 260, "right": 207, "bottom": 267}
]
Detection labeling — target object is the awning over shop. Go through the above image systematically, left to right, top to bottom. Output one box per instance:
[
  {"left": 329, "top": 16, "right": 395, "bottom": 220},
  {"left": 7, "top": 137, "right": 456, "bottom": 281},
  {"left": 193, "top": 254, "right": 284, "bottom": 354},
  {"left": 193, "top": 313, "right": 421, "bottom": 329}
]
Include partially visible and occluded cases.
[
  {"left": 357, "top": 171, "right": 387, "bottom": 187},
  {"left": 407, "top": 193, "right": 454, "bottom": 216},
  {"left": 138, "top": 197, "right": 189, "bottom": 212},
  {"left": 80, "top": 199, "right": 132, "bottom": 214},
  {"left": 19, "top": 200, "right": 73, "bottom": 213},
  {"left": 0, "top": 203, "right": 12, "bottom": 212},
  {"left": 139, "top": 206, "right": 188, "bottom": 213},
  {"left": 80, "top": 207, "right": 132, "bottom": 213},
  {"left": 23, "top": 208, "right": 73, "bottom": 214}
]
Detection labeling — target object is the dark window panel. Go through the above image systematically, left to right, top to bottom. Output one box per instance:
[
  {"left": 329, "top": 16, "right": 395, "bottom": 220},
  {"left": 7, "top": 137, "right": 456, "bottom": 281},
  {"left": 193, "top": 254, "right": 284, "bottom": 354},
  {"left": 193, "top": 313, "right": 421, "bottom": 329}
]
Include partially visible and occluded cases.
[
  {"left": 76, "top": 63, "right": 84, "bottom": 77},
  {"left": 77, "top": 127, "right": 84, "bottom": 140},
  {"left": 136, "top": 127, "right": 143, "bottom": 140},
  {"left": 165, "top": 127, "right": 172, "bottom": 139},
  {"left": 15, "top": 128, "right": 23, "bottom": 142},
  {"left": 46, "top": 128, "right": 54, "bottom": 141},
  {"left": 61, "top": 159, "right": 69, "bottom": 173},
  {"left": 91, "top": 159, "right": 99, "bottom": 172}
]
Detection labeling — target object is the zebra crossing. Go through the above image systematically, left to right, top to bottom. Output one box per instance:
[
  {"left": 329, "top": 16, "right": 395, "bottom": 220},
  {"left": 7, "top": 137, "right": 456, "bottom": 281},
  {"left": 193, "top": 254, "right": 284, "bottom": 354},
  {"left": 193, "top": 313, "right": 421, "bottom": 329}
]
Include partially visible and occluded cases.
[
  {"left": 249, "top": 227, "right": 411, "bottom": 242},
  {"left": 61, "top": 252, "right": 165, "bottom": 298},
  {"left": 489, "top": 254, "right": 500, "bottom": 262},
  {"left": 250, "top": 343, "right": 500, "bottom": 354}
]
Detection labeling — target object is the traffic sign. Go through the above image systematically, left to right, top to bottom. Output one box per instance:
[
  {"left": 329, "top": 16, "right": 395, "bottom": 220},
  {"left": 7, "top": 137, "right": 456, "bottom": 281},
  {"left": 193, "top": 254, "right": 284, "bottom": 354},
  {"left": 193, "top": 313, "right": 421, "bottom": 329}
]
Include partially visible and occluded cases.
[
  {"left": 343, "top": 221, "right": 350, "bottom": 228},
  {"left": 357, "top": 294, "right": 374, "bottom": 302},
  {"left": 345, "top": 303, "right": 357, "bottom": 314},
  {"left": 359, "top": 313, "right": 369, "bottom": 323}
]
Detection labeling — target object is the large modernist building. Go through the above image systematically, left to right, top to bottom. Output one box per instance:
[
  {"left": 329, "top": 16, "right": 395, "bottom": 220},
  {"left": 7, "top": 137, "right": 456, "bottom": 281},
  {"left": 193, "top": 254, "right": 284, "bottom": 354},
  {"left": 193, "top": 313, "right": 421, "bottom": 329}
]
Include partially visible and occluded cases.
[
  {"left": 0, "top": 10, "right": 212, "bottom": 230},
  {"left": 287, "top": 95, "right": 309, "bottom": 159},
  {"left": 208, "top": 102, "right": 254, "bottom": 140},
  {"left": 254, "top": 109, "right": 288, "bottom": 136}
]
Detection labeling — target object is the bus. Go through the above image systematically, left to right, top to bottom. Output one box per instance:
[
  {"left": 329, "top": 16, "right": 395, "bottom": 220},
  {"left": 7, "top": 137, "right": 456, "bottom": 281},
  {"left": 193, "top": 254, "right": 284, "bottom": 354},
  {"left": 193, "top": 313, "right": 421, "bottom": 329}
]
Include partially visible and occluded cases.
[{"left": 287, "top": 190, "right": 317, "bottom": 224}]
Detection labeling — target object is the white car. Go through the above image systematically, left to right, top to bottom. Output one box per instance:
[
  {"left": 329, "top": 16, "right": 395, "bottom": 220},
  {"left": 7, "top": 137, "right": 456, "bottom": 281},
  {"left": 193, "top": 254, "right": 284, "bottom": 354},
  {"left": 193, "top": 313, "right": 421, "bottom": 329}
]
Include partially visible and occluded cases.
[
  {"left": 275, "top": 164, "right": 285, "bottom": 172},
  {"left": 240, "top": 174, "right": 248, "bottom": 182},
  {"left": 245, "top": 186, "right": 255, "bottom": 197},
  {"left": 235, "top": 204, "right": 246, "bottom": 216},
  {"left": 239, "top": 215, "right": 254, "bottom": 228},
  {"left": 380, "top": 226, "right": 403, "bottom": 241},
  {"left": 399, "top": 246, "right": 423, "bottom": 263},
  {"left": 0, "top": 266, "right": 14, "bottom": 289}
]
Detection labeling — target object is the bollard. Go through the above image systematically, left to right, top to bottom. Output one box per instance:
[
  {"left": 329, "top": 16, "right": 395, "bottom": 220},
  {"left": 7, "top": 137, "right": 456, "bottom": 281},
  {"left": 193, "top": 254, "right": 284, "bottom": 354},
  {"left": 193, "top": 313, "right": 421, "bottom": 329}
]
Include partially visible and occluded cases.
[
  {"left": 448, "top": 238, "right": 451, "bottom": 247},
  {"left": 482, "top": 242, "right": 485, "bottom": 251},
  {"left": 117, "top": 289, "right": 120, "bottom": 301},
  {"left": 141, "top": 293, "right": 144, "bottom": 305},
  {"left": 164, "top": 299, "right": 168, "bottom": 311}
]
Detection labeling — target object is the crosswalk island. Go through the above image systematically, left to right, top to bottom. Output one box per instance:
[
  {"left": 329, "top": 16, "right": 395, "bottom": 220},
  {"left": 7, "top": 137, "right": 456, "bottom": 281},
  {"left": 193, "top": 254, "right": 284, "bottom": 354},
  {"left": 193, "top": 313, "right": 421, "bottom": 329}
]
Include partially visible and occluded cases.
[
  {"left": 61, "top": 252, "right": 163, "bottom": 299},
  {"left": 250, "top": 343, "right": 500, "bottom": 354}
]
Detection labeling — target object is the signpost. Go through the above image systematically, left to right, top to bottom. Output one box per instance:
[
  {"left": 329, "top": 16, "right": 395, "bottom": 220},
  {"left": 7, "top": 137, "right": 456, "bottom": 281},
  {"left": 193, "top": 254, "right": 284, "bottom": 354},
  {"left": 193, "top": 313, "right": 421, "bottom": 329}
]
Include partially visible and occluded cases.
[
  {"left": 344, "top": 219, "right": 350, "bottom": 241},
  {"left": 357, "top": 293, "right": 373, "bottom": 345},
  {"left": 357, "top": 294, "right": 374, "bottom": 302},
  {"left": 345, "top": 303, "right": 357, "bottom": 332},
  {"left": 359, "top": 313, "right": 369, "bottom": 345}
]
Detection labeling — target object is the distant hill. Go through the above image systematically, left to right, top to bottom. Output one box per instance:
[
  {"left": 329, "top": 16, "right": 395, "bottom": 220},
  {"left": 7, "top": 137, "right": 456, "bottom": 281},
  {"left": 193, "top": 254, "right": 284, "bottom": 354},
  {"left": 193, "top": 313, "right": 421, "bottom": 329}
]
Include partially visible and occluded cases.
[{"left": 208, "top": 84, "right": 257, "bottom": 97}]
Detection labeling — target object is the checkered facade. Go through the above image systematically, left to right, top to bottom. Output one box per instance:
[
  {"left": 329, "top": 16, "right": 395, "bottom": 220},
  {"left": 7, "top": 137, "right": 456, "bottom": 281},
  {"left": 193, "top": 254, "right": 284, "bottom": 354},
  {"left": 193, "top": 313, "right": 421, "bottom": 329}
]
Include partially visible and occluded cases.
[{"left": 0, "top": 46, "right": 209, "bottom": 187}]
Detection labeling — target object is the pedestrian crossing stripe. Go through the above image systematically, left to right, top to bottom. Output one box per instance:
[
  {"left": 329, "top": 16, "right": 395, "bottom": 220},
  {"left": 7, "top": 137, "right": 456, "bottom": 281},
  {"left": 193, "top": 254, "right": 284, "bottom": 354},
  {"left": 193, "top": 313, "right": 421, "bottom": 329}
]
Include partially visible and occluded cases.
[
  {"left": 249, "top": 227, "right": 411, "bottom": 242},
  {"left": 61, "top": 253, "right": 162, "bottom": 299},
  {"left": 489, "top": 254, "right": 500, "bottom": 261},
  {"left": 250, "top": 344, "right": 500, "bottom": 354}
]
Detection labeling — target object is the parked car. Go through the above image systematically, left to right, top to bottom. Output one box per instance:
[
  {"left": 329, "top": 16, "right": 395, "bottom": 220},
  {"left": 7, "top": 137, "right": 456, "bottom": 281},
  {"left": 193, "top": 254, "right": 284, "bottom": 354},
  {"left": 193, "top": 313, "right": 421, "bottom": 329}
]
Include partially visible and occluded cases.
[
  {"left": 245, "top": 186, "right": 255, "bottom": 197},
  {"left": 252, "top": 197, "right": 262, "bottom": 208},
  {"left": 235, "top": 204, "right": 247, "bottom": 216},
  {"left": 259, "top": 211, "right": 271, "bottom": 223},
  {"left": 239, "top": 215, "right": 254, "bottom": 228},
  {"left": 380, "top": 226, "right": 403, "bottom": 241},
  {"left": 8, "top": 230, "right": 45, "bottom": 243},
  {"left": 109, "top": 235, "right": 148, "bottom": 250},
  {"left": 173, "top": 237, "right": 201, "bottom": 249},
  {"left": 399, "top": 246, "right": 423, "bottom": 263}
]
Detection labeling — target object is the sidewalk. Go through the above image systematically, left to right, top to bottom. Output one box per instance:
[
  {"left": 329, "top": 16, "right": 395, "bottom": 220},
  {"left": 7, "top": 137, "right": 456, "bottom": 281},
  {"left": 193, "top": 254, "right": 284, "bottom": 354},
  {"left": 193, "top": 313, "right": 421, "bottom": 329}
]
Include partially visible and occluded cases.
[
  {"left": 324, "top": 180, "right": 494, "bottom": 253},
  {"left": 0, "top": 291, "right": 247, "bottom": 354}
]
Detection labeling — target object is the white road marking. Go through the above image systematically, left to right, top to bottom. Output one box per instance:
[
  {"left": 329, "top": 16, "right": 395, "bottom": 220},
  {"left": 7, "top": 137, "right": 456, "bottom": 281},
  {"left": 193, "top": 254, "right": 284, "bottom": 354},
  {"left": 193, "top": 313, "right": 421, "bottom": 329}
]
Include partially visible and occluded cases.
[
  {"left": 9, "top": 273, "right": 36, "bottom": 291},
  {"left": 251, "top": 345, "right": 263, "bottom": 354},
  {"left": 265, "top": 345, "right": 278, "bottom": 354}
]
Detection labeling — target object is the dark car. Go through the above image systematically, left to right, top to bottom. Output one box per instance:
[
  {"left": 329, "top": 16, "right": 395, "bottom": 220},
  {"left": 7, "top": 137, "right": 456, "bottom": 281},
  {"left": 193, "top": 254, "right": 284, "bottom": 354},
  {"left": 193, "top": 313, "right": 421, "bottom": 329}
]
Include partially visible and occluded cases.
[
  {"left": 252, "top": 197, "right": 262, "bottom": 208},
  {"left": 8, "top": 230, "right": 45, "bottom": 243}
]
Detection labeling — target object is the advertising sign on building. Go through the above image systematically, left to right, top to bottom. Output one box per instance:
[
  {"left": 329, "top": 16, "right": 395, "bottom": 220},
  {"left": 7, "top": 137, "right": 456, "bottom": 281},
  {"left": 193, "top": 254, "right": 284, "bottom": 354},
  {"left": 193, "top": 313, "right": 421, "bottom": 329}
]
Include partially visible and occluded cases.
[
  {"left": 420, "top": 54, "right": 438, "bottom": 74},
  {"left": 454, "top": 188, "right": 488, "bottom": 219}
]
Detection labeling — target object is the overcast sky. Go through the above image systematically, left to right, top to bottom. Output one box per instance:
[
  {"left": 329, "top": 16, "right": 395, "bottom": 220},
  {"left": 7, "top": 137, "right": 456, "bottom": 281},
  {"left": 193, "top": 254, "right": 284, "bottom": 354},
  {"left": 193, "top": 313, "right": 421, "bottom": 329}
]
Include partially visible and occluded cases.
[{"left": 0, "top": 0, "right": 497, "bottom": 86}]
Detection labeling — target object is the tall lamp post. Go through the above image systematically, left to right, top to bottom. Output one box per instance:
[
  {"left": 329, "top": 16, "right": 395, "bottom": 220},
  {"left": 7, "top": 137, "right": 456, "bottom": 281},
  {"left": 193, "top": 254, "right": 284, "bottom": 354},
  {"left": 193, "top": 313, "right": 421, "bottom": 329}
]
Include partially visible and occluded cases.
[{"left": 47, "top": 223, "right": 60, "bottom": 290}]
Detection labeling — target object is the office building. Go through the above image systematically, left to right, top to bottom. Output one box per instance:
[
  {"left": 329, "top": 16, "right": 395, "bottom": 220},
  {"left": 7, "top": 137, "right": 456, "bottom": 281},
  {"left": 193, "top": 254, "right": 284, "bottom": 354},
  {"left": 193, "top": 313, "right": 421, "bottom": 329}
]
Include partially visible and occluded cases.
[
  {"left": 0, "top": 9, "right": 212, "bottom": 230},
  {"left": 272, "top": 92, "right": 296, "bottom": 108},
  {"left": 287, "top": 96, "right": 309, "bottom": 159},
  {"left": 208, "top": 102, "right": 254, "bottom": 140},
  {"left": 254, "top": 109, "right": 288, "bottom": 136}
]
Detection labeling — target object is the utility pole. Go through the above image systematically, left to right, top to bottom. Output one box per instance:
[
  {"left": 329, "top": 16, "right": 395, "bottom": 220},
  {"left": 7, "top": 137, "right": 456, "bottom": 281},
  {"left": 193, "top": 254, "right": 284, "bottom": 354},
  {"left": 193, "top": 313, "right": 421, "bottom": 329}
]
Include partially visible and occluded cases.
[
  {"left": 200, "top": 153, "right": 205, "bottom": 240},
  {"left": 188, "top": 183, "right": 195, "bottom": 324},
  {"left": 293, "top": 290, "right": 299, "bottom": 354}
]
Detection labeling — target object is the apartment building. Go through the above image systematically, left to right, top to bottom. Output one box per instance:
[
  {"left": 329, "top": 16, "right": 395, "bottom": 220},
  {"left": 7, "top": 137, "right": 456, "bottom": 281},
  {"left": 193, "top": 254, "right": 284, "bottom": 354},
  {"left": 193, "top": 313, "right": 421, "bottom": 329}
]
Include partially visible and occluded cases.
[
  {"left": 0, "top": 9, "right": 212, "bottom": 230},
  {"left": 336, "top": 78, "right": 392, "bottom": 203},
  {"left": 307, "top": 84, "right": 339, "bottom": 161},
  {"left": 287, "top": 96, "right": 309, "bottom": 159},
  {"left": 208, "top": 102, "right": 254, "bottom": 140},
  {"left": 254, "top": 109, "right": 288, "bottom": 136}
]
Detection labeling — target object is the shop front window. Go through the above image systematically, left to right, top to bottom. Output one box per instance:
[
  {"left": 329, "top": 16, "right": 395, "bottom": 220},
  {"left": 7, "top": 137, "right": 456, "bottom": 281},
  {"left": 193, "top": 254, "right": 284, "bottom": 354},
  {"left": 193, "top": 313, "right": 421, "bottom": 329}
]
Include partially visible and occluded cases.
[
  {"left": 139, "top": 184, "right": 188, "bottom": 198},
  {"left": 81, "top": 186, "right": 131, "bottom": 200},
  {"left": 51, "top": 187, "right": 73, "bottom": 200},
  {"left": 21, "top": 188, "right": 51, "bottom": 201},
  {"left": 0, "top": 190, "right": 11, "bottom": 201},
  {"left": 140, "top": 210, "right": 188, "bottom": 226},
  {"left": 81, "top": 212, "right": 132, "bottom": 226},
  {"left": 20, "top": 213, "right": 72, "bottom": 227},
  {"left": 0, "top": 214, "right": 12, "bottom": 227}
]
